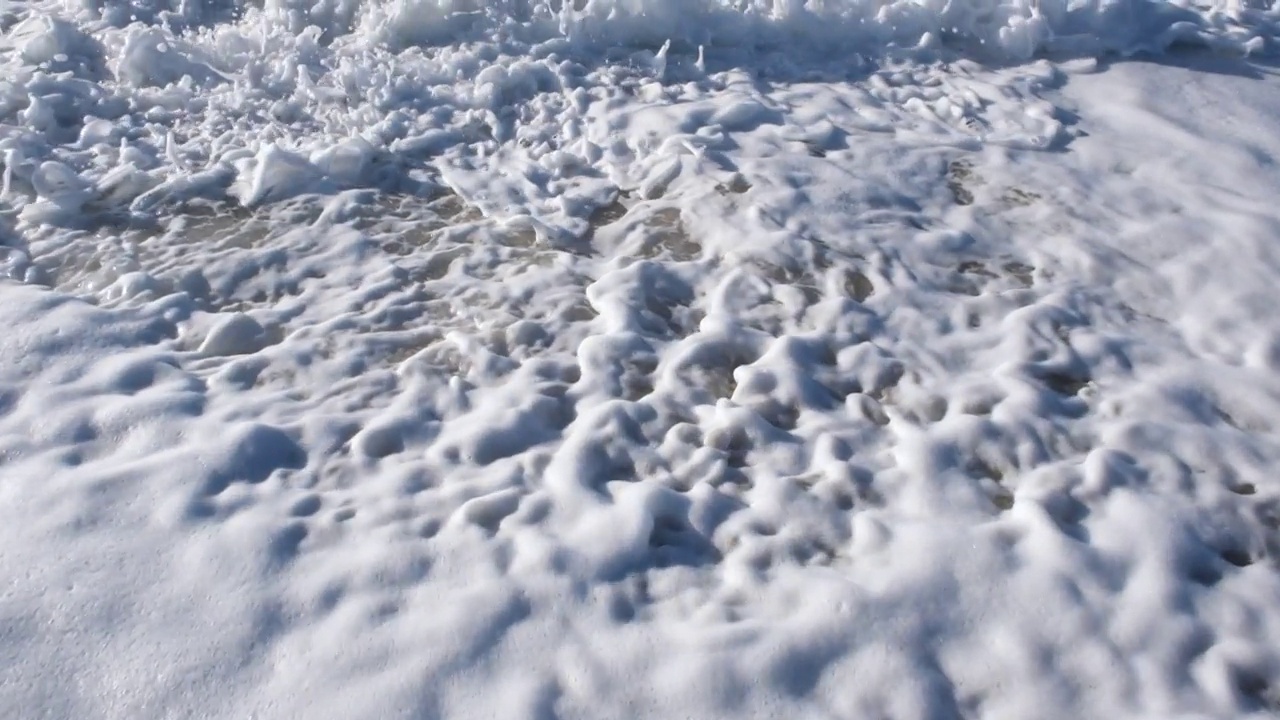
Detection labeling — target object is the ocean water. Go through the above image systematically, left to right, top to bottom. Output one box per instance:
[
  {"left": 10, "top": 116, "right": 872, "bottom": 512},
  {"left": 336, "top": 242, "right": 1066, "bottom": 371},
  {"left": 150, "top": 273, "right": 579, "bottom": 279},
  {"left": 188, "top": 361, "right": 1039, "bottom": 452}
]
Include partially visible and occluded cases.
[
  {"left": 0, "top": 0, "right": 1270, "bottom": 227},
  {"left": 3, "top": 1, "right": 1280, "bottom": 718}
]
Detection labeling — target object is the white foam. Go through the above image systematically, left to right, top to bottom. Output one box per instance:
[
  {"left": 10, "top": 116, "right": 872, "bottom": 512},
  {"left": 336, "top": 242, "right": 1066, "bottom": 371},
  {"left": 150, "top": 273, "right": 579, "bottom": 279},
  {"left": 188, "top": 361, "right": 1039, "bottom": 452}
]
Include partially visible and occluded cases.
[
  {"left": 0, "top": 0, "right": 1270, "bottom": 229},
  {"left": 4, "top": 0, "right": 1280, "bottom": 717}
]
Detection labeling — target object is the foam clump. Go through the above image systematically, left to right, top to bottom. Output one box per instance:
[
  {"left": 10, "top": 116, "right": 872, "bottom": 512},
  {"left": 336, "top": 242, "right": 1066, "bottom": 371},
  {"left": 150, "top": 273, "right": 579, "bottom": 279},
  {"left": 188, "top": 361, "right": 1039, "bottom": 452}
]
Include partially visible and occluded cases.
[
  {"left": 4, "top": 16, "right": 104, "bottom": 77},
  {"left": 117, "top": 29, "right": 224, "bottom": 88},
  {"left": 310, "top": 138, "right": 378, "bottom": 185},
  {"left": 230, "top": 144, "right": 329, "bottom": 208},
  {"left": 18, "top": 160, "right": 94, "bottom": 223},
  {"left": 31, "top": 161, "right": 91, "bottom": 208},
  {"left": 199, "top": 313, "right": 271, "bottom": 356}
]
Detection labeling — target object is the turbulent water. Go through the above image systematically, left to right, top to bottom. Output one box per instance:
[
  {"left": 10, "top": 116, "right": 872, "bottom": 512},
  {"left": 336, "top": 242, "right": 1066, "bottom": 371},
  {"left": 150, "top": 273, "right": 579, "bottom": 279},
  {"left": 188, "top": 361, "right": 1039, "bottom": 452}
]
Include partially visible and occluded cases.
[
  {"left": 0, "top": 0, "right": 1273, "bottom": 228},
  {"left": 3, "top": 0, "right": 1280, "bottom": 718}
]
